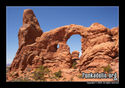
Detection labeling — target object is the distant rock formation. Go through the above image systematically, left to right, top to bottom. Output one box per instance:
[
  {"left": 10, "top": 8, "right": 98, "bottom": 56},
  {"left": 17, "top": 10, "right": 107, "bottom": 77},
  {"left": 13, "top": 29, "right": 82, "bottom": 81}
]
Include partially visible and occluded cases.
[
  {"left": 7, "top": 9, "right": 119, "bottom": 81},
  {"left": 71, "top": 51, "right": 79, "bottom": 60}
]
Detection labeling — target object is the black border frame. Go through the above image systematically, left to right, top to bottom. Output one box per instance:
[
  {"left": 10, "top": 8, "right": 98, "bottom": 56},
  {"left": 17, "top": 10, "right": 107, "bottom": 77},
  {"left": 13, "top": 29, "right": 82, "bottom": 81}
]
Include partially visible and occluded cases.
[{"left": 0, "top": 0, "right": 120, "bottom": 88}]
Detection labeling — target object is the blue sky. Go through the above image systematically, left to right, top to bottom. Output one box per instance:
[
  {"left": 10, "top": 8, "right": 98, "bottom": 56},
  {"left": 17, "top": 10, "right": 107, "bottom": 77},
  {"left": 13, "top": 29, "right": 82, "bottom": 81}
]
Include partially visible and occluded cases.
[{"left": 6, "top": 6, "right": 119, "bottom": 64}]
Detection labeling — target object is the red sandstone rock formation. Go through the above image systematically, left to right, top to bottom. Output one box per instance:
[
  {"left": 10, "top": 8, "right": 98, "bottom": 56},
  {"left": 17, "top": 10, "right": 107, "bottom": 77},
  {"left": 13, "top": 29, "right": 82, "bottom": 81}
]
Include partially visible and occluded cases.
[
  {"left": 7, "top": 9, "right": 119, "bottom": 81},
  {"left": 71, "top": 51, "right": 79, "bottom": 60}
]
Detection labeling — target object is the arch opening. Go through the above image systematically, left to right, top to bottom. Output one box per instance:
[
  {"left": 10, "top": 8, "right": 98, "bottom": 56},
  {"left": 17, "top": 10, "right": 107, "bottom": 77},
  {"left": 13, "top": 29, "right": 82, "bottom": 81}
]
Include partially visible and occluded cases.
[
  {"left": 67, "top": 34, "right": 82, "bottom": 59},
  {"left": 57, "top": 44, "right": 59, "bottom": 49}
]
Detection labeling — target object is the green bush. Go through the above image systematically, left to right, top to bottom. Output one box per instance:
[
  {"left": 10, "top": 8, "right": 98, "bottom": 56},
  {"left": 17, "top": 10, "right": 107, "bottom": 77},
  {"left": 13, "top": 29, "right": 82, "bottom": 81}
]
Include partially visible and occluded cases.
[
  {"left": 72, "top": 61, "right": 77, "bottom": 69},
  {"left": 103, "top": 64, "right": 112, "bottom": 73},
  {"left": 32, "top": 65, "right": 50, "bottom": 81},
  {"left": 54, "top": 70, "right": 62, "bottom": 78},
  {"left": 33, "top": 71, "right": 45, "bottom": 81},
  {"left": 77, "top": 74, "right": 82, "bottom": 78},
  {"left": 11, "top": 76, "right": 32, "bottom": 82}
]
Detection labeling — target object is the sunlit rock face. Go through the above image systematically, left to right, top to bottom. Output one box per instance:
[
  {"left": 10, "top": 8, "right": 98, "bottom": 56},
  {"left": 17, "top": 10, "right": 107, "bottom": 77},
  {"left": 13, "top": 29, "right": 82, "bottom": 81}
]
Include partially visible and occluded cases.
[
  {"left": 8, "top": 9, "right": 119, "bottom": 80},
  {"left": 71, "top": 51, "right": 79, "bottom": 60}
]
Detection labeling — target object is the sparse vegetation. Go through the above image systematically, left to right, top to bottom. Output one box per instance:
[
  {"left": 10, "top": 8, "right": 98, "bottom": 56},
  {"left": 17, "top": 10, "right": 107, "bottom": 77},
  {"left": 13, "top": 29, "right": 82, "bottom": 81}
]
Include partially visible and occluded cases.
[
  {"left": 72, "top": 61, "right": 77, "bottom": 69},
  {"left": 102, "top": 64, "right": 112, "bottom": 73},
  {"left": 32, "top": 65, "right": 50, "bottom": 81},
  {"left": 54, "top": 70, "right": 62, "bottom": 78},
  {"left": 9, "top": 72, "right": 14, "bottom": 77},
  {"left": 77, "top": 74, "right": 82, "bottom": 78},
  {"left": 10, "top": 76, "right": 32, "bottom": 82},
  {"left": 63, "top": 78, "right": 66, "bottom": 80}
]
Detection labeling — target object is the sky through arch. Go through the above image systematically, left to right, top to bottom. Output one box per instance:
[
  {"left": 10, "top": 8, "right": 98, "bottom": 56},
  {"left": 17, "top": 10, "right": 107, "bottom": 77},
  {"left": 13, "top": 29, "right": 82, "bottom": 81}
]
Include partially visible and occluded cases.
[{"left": 67, "top": 34, "right": 82, "bottom": 57}]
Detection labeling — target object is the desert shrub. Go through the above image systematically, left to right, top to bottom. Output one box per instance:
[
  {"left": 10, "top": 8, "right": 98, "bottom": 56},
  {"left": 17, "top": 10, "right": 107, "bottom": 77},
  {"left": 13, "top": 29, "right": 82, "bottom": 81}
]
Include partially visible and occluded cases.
[
  {"left": 72, "top": 61, "right": 77, "bottom": 69},
  {"left": 102, "top": 64, "right": 112, "bottom": 73},
  {"left": 32, "top": 65, "right": 50, "bottom": 81},
  {"left": 54, "top": 70, "right": 62, "bottom": 78},
  {"left": 33, "top": 71, "right": 45, "bottom": 81},
  {"left": 9, "top": 72, "right": 14, "bottom": 77},
  {"left": 77, "top": 74, "right": 82, "bottom": 78},
  {"left": 11, "top": 76, "right": 32, "bottom": 82},
  {"left": 63, "top": 78, "right": 66, "bottom": 80}
]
